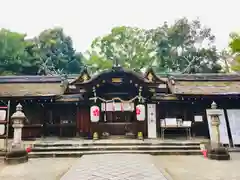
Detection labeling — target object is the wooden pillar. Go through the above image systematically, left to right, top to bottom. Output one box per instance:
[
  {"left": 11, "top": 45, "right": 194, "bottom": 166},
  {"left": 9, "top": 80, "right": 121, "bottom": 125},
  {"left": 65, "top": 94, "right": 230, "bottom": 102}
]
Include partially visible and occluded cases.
[{"left": 76, "top": 105, "right": 80, "bottom": 137}]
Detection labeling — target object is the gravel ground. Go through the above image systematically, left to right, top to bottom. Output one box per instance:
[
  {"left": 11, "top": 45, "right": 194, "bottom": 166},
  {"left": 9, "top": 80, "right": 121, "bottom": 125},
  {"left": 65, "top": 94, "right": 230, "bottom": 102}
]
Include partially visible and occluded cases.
[
  {"left": 0, "top": 153, "right": 239, "bottom": 180},
  {"left": 152, "top": 153, "right": 240, "bottom": 180},
  {"left": 0, "top": 158, "right": 77, "bottom": 180}
]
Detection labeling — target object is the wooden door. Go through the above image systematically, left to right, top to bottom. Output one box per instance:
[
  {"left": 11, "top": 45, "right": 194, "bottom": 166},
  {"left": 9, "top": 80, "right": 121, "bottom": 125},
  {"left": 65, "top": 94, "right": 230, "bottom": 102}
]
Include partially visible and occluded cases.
[{"left": 77, "top": 106, "right": 91, "bottom": 137}]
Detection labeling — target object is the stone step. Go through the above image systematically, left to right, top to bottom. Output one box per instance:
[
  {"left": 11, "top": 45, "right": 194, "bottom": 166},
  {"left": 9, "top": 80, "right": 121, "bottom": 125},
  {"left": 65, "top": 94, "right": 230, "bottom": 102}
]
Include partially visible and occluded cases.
[
  {"left": 33, "top": 142, "right": 200, "bottom": 148},
  {"left": 81, "top": 142, "right": 200, "bottom": 146},
  {"left": 32, "top": 145, "right": 200, "bottom": 152},
  {"left": 228, "top": 148, "right": 240, "bottom": 152},
  {"left": 28, "top": 149, "right": 202, "bottom": 158}
]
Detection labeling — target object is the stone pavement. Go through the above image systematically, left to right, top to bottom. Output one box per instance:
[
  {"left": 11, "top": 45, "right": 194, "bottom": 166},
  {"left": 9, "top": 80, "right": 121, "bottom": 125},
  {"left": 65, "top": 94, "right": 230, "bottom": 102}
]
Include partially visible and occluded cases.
[
  {"left": 0, "top": 153, "right": 240, "bottom": 180},
  {"left": 153, "top": 153, "right": 240, "bottom": 180},
  {"left": 60, "top": 154, "right": 168, "bottom": 180},
  {"left": 0, "top": 158, "right": 77, "bottom": 180}
]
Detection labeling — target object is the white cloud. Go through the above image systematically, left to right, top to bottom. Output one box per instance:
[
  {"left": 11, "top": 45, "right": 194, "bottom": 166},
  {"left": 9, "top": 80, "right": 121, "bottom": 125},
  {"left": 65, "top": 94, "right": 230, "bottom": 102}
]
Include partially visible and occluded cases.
[{"left": 0, "top": 0, "right": 239, "bottom": 52}]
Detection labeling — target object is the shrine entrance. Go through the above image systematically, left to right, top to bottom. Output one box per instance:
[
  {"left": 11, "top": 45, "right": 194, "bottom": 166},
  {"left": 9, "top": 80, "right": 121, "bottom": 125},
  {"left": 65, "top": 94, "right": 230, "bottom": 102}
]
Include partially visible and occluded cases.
[
  {"left": 80, "top": 66, "right": 153, "bottom": 138},
  {"left": 92, "top": 102, "right": 141, "bottom": 136},
  {"left": 101, "top": 102, "right": 135, "bottom": 122},
  {"left": 110, "top": 111, "right": 133, "bottom": 123}
]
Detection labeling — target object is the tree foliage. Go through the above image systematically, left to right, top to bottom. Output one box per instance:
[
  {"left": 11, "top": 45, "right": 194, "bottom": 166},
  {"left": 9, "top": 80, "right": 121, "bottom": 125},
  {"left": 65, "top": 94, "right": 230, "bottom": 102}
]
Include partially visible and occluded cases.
[
  {"left": 0, "top": 18, "right": 226, "bottom": 75},
  {"left": 87, "top": 18, "right": 222, "bottom": 73},
  {"left": 153, "top": 18, "right": 221, "bottom": 73},
  {"left": 89, "top": 26, "right": 154, "bottom": 72},
  {"left": 36, "top": 27, "right": 83, "bottom": 75},
  {"left": 0, "top": 28, "right": 84, "bottom": 76},
  {"left": 0, "top": 29, "right": 31, "bottom": 75},
  {"left": 229, "top": 32, "right": 240, "bottom": 72},
  {"left": 84, "top": 51, "right": 113, "bottom": 73}
]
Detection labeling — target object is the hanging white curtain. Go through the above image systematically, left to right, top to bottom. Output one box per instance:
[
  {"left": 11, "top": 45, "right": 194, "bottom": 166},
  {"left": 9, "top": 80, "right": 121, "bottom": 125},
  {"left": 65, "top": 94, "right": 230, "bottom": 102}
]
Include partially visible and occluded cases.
[{"left": 101, "top": 103, "right": 134, "bottom": 111}]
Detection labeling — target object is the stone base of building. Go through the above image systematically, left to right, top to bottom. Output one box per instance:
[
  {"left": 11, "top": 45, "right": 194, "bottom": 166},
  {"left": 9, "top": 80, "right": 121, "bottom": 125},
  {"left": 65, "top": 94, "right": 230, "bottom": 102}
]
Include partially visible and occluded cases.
[
  {"left": 207, "top": 147, "right": 230, "bottom": 160},
  {"left": 4, "top": 149, "right": 28, "bottom": 165}
]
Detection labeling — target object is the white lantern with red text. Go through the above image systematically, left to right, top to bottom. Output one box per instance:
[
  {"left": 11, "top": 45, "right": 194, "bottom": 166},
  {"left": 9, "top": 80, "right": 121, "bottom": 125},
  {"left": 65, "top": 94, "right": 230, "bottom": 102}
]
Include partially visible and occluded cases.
[
  {"left": 136, "top": 104, "right": 145, "bottom": 121},
  {"left": 90, "top": 105, "right": 100, "bottom": 122}
]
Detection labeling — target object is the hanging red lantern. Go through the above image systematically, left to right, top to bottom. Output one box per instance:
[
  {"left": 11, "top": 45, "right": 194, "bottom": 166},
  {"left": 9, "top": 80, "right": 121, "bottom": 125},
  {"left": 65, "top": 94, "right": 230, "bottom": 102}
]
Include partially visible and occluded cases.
[
  {"left": 136, "top": 104, "right": 145, "bottom": 121},
  {"left": 90, "top": 105, "right": 100, "bottom": 122}
]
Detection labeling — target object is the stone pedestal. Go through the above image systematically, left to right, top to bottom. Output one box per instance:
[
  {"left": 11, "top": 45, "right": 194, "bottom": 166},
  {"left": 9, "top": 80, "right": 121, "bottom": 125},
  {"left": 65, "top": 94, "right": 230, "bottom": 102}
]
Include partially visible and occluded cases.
[
  {"left": 207, "top": 101, "right": 230, "bottom": 160},
  {"left": 4, "top": 103, "right": 28, "bottom": 164},
  {"left": 12, "top": 123, "right": 24, "bottom": 149}
]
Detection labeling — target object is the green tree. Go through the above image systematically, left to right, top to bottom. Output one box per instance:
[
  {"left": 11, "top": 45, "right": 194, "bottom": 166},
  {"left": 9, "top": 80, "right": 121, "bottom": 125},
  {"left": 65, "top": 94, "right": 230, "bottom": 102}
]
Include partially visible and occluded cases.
[
  {"left": 152, "top": 18, "right": 222, "bottom": 73},
  {"left": 89, "top": 26, "right": 154, "bottom": 71},
  {"left": 35, "top": 27, "right": 83, "bottom": 75},
  {"left": 0, "top": 28, "right": 84, "bottom": 76},
  {"left": 0, "top": 29, "right": 34, "bottom": 75},
  {"left": 229, "top": 32, "right": 240, "bottom": 72},
  {"left": 219, "top": 49, "right": 232, "bottom": 73},
  {"left": 84, "top": 51, "right": 113, "bottom": 73}
]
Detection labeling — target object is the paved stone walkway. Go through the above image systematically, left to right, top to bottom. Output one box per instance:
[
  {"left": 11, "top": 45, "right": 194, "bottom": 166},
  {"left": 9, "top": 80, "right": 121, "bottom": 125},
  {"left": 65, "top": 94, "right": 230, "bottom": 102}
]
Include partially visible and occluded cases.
[
  {"left": 1, "top": 153, "right": 239, "bottom": 180},
  {"left": 153, "top": 153, "right": 240, "bottom": 180},
  {"left": 60, "top": 154, "right": 168, "bottom": 180},
  {"left": 0, "top": 158, "right": 76, "bottom": 180}
]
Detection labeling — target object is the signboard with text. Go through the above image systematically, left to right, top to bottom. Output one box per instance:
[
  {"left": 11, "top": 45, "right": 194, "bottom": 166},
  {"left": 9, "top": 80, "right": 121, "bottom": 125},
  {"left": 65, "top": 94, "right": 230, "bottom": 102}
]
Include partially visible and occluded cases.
[{"left": 226, "top": 109, "right": 240, "bottom": 145}]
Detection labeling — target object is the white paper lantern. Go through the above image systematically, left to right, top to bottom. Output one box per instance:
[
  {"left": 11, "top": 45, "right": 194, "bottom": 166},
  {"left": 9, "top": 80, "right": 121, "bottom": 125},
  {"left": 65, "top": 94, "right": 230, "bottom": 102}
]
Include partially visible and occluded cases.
[
  {"left": 136, "top": 104, "right": 145, "bottom": 121},
  {"left": 90, "top": 105, "right": 100, "bottom": 122},
  {"left": 0, "top": 110, "right": 6, "bottom": 121},
  {"left": 0, "top": 124, "right": 5, "bottom": 135}
]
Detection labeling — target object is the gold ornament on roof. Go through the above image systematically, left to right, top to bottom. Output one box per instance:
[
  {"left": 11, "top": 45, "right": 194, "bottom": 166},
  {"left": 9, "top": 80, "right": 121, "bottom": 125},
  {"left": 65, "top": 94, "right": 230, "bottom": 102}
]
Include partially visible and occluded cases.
[
  {"left": 147, "top": 73, "right": 153, "bottom": 82},
  {"left": 82, "top": 74, "right": 89, "bottom": 82}
]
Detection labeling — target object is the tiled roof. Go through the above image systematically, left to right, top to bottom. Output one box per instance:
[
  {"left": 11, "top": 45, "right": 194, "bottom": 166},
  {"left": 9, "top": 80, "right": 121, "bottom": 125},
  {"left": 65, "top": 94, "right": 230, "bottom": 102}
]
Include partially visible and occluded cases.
[
  {"left": 169, "top": 74, "right": 240, "bottom": 81},
  {"left": 0, "top": 75, "right": 62, "bottom": 83},
  {"left": 0, "top": 76, "right": 66, "bottom": 97},
  {"left": 173, "top": 81, "right": 240, "bottom": 95},
  {"left": 0, "top": 83, "right": 65, "bottom": 97},
  {"left": 55, "top": 94, "right": 84, "bottom": 102}
]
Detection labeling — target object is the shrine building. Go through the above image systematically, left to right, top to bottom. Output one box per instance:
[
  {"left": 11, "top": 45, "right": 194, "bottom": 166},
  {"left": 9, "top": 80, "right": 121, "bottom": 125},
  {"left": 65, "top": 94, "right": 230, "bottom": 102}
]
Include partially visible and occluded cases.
[{"left": 1, "top": 64, "right": 240, "bottom": 147}]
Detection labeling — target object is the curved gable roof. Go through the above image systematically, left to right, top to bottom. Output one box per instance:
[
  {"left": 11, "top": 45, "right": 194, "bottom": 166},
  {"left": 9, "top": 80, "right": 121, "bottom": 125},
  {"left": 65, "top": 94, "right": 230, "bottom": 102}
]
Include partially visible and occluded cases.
[{"left": 71, "top": 66, "right": 149, "bottom": 85}]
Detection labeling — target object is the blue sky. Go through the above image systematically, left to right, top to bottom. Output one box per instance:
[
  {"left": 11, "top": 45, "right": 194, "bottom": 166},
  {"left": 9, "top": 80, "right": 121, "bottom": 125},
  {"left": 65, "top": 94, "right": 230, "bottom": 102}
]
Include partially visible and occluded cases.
[{"left": 0, "top": 0, "right": 239, "bottom": 52}]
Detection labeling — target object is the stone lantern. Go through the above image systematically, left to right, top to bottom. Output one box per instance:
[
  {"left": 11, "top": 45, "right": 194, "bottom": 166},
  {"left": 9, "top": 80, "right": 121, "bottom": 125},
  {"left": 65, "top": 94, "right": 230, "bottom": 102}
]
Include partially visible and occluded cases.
[
  {"left": 207, "top": 101, "right": 230, "bottom": 160},
  {"left": 210, "top": 101, "right": 221, "bottom": 148},
  {"left": 4, "top": 103, "right": 28, "bottom": 164},
  {"left": 11, "top": 103, "right": 26, "bottom": 149}
]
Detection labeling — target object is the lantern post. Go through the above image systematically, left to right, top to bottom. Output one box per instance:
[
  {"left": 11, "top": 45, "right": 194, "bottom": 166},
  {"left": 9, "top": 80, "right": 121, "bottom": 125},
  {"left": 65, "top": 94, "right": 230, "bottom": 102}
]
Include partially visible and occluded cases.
[
  {"left": 207, "top": 101, "right": 230, "bottom": 160},
  {"left": 4, "top": 103, "right": 28, "bottom": 164},
  {"left": 11, "top": 103, "right": 25, "bottom": 149}
]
